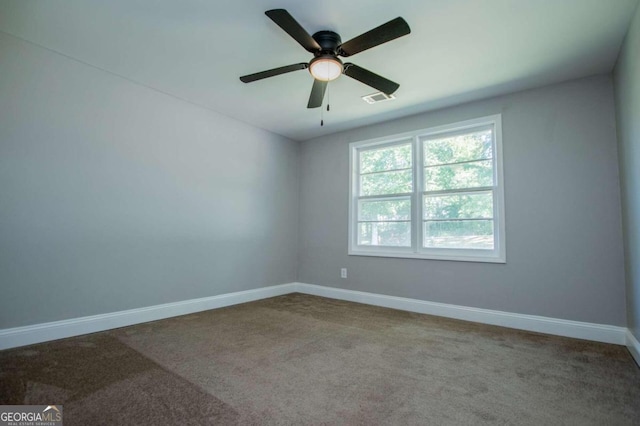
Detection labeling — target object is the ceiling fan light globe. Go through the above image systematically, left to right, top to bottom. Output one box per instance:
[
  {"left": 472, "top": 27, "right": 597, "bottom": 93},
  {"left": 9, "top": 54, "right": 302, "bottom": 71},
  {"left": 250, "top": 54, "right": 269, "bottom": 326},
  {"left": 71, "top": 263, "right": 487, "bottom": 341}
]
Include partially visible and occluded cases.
[{"left": 309, "top": 57, "right": 343, "bottom": 81}]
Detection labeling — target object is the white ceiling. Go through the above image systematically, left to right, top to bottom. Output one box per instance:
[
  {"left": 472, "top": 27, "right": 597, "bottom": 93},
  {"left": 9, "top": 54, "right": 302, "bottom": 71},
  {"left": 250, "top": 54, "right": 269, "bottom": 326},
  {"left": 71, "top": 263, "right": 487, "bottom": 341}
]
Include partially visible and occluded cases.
[{"left": 0, "top": 0, "right": 637, "bottom": 141}]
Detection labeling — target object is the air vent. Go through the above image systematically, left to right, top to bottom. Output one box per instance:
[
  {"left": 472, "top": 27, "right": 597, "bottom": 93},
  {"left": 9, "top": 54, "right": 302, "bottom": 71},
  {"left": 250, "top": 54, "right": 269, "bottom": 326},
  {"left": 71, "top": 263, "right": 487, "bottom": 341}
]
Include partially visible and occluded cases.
[{"left": 362, "top": 92, "right": 396, "bottom": 104}]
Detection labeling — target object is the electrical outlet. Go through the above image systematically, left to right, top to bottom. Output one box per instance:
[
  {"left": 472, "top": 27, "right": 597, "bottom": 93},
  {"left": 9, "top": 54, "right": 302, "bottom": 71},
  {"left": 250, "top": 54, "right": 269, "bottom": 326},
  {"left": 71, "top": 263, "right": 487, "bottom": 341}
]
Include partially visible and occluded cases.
[{"left": 341, "top": 268, "right": 347, "bottom": 279}]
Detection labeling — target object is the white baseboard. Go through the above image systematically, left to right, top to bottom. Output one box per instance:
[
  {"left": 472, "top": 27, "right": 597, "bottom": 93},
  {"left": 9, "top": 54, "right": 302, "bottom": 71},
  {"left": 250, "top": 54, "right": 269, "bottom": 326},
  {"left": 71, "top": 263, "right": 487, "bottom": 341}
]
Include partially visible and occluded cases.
[
  {"left": 0, "top": 281, "right": 629, "bottom": 350},
  {"left": 0, "top": 283, "right": 296, "bottom": 350},
  {"left": 293, "top": 283, "right": 627, "bottom": 345},
  {"left": 627, "top": 329, "right": 640, "bottom": 366}
]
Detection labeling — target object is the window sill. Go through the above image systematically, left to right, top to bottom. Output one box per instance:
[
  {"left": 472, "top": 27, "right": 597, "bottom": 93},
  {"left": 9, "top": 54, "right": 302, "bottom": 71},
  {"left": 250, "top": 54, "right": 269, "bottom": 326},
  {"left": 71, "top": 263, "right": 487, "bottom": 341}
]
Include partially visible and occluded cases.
[{"left": 348, "top": 249, "right": 506, "bottom": 263}]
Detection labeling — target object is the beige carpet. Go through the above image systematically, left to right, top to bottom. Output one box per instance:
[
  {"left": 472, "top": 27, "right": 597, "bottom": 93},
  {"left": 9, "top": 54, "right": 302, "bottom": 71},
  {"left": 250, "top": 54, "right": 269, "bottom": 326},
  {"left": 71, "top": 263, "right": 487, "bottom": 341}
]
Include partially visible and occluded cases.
[{"left": 1, "top": 293, "right": 639, "bottom": 425}]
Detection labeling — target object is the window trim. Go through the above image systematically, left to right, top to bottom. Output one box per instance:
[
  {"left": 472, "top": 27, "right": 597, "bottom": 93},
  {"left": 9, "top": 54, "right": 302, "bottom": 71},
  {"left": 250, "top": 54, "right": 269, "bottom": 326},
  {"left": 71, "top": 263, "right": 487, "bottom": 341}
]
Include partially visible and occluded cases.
[{"left": 348, "top": 114, "right": 506, "bottom": 263}]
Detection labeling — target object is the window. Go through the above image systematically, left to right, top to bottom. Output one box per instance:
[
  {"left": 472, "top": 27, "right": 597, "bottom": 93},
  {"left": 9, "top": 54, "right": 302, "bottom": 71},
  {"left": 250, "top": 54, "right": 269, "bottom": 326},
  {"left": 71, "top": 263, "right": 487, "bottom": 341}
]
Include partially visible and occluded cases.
[{"left": 349, "top": 115, "right": 505, "bottom": 262}]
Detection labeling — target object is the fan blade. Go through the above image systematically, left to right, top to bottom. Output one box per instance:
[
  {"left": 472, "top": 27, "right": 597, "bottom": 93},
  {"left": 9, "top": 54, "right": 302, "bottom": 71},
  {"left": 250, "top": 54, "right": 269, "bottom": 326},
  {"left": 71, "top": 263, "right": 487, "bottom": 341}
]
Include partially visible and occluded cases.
[
  {"left": 265, "top": 9, "right": 321, "bottom": 53},
  {"left": 339, "top": 17, "right": 410, "bottom": 57},
  {"left": 240, "top": 63, "right": 308, "bottom": 83},
  {"left": 343, "top": 63, "right": 399, "bottom": 94},
  {"left": 307, "top": 79, "right": 327, "bottom": 108}
]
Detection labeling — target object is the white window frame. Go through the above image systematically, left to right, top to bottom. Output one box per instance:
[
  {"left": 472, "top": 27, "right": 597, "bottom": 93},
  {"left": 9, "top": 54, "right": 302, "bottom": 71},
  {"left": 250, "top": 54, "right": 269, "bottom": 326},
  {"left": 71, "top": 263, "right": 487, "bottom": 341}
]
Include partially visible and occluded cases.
[{"left": 348, "top": 114, "right": 506, "bottom": 263}]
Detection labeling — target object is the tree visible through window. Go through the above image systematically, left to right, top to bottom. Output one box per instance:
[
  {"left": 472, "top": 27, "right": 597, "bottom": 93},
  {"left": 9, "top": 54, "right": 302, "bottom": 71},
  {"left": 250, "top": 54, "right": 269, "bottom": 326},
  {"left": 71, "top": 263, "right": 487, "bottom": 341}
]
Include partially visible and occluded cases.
[
  {"left": 349, "top": 115, "right": 505, "bottom": 262},
  {"left": 422, "top": 128, "right": 494, "bottom": 250},
  {"left": 357, "top": 142, "right": 412, "bottom": 247}
]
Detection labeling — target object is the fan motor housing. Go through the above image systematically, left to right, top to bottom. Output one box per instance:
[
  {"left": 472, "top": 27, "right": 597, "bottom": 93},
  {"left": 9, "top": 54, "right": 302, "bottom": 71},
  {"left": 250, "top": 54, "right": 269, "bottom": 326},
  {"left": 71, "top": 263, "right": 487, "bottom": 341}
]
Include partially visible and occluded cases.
[{"left": 312, "top": 31, "right": 342, "bottom": 55}]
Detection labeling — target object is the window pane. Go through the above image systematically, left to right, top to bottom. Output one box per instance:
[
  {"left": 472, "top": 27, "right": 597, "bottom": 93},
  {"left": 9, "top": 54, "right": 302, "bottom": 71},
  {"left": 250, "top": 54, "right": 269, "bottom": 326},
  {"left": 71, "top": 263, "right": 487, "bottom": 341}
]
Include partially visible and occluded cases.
[
  {"left": 424, "top": 129, "right": 492, "bottom": 166},
  {"left": 360, "top": 143, "right": 412, "bottom": 173},
  {"left": 424, "top": 160, "right": 493, "bottom": 191},
  {"left": 360, "top": 169, "right": 412, "bottom": 196},
  {"left": 424, "top": 192, "right": 493, "bottom": 220},
  {"left": 359, "top": 199, "right": 411, "bottom": 221},
  {"left": 423, "top": 220, "right": 494, "bottom": 249},
  {"left": 358, "top": 222, "right": 411, "bottom": 247}
]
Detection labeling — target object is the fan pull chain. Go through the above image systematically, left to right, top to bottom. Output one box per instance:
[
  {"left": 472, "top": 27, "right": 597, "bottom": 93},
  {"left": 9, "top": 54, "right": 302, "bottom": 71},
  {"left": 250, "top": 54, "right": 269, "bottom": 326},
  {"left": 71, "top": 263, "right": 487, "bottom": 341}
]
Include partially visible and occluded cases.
[{"left": 320, "top": 80, "right": 330, "bottom": 126}]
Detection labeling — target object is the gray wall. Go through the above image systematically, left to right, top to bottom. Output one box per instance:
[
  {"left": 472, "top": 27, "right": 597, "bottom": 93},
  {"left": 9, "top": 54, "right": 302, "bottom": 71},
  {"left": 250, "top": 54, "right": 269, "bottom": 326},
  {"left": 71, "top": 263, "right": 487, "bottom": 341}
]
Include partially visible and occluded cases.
[
  {"left": 614, "top": 3, "right": 640, "bottom": 341},
  {"left": 0, "top": 28, "right": 630, "bottom": 331},
  {"left": 0, "top": 33, "right": 299, "bottom": 328},
  {"left": 299, "top": 75, "right": 626, "bottom": 326}
]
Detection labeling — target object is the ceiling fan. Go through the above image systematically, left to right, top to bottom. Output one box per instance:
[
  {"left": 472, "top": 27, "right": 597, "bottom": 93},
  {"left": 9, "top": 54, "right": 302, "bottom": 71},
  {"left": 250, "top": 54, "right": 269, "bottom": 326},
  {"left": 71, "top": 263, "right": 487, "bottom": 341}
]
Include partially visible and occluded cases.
[{"left": 239, "top": 9, "right": 410, "bottom": 108}]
